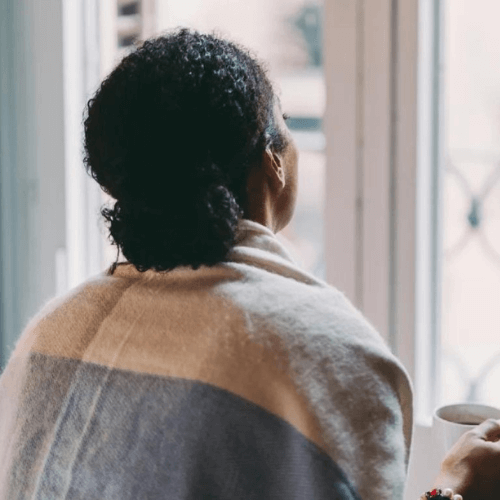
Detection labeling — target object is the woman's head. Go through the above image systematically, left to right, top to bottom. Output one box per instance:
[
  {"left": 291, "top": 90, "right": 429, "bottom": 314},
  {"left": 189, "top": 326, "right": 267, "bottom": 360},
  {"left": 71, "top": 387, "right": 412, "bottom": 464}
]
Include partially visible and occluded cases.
[{"left": 84, "top": 28, "right": 297, "bottom": 273}]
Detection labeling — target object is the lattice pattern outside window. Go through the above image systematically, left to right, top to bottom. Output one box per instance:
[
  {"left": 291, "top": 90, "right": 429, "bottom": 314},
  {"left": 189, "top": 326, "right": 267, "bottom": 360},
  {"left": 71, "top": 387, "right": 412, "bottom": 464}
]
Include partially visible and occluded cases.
[{"left": 440, "top": 154, "right": 500, "bottom": 407}]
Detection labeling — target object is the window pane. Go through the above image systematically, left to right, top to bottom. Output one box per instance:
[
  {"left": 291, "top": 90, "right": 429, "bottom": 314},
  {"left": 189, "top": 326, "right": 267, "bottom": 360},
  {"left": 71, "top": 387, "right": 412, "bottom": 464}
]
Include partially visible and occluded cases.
[
  {"left": 99, "top": 0, "right": 326, "bottom": 279},
  {"left": 440, "top": 0, "right": 500, "bottom": 407}
]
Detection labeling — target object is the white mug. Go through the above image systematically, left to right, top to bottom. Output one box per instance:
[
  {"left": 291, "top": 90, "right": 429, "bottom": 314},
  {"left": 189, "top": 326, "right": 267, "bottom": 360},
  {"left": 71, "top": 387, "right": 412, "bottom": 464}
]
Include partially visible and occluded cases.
[{"left": 432, "top": 403, "right": 500, "bottom": 461}]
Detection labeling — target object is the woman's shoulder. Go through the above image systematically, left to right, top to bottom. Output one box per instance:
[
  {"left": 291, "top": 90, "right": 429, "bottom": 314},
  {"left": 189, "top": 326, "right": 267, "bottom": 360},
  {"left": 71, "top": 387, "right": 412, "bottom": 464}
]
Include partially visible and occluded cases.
[
  {"left": 217, "top": 260, "right": 413, "bottom": 396},
  {"left": 220, "top": 260, "right": 384, "bottom": 346},
  {"left": 10, "top": 271, "right": 134, "bottom": 362}
]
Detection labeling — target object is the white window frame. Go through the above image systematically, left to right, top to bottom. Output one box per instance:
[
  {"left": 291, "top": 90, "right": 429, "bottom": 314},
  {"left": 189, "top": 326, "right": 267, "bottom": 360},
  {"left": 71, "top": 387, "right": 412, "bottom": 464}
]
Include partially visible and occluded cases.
[
  {"left": 63, "top": 0, "right": 104, "bottom": 292},
  {"left": 324, "top": 1, "right": 443, "bottom": 498}
]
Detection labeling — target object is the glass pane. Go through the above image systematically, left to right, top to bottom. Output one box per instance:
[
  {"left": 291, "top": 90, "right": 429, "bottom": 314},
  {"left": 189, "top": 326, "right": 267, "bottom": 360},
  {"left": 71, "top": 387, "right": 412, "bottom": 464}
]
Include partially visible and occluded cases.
[
  {"left": 99, "top": 0, "right": 326, "bottom": 279},
  {"left": 440, "top": 0, "right": 500, "bottom": 407}
]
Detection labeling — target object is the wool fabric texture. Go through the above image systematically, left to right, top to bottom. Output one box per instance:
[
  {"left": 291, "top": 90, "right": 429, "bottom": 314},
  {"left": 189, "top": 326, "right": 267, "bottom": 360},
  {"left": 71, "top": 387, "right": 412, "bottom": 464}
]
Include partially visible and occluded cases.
[{"left": 0, "top": 219, "right": 413, "bottom": 500}]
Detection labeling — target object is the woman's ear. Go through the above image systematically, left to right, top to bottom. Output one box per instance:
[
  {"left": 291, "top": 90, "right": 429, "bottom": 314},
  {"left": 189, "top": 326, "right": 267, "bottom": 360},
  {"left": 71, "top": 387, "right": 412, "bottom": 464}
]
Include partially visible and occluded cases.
[{"left": 263, "top": 148, "right": 286, "bottom": 189}]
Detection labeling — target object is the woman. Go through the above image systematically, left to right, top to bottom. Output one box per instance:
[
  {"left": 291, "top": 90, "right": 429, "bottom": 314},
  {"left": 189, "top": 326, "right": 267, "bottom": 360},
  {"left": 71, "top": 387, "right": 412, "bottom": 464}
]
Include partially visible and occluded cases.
[{"left": 0, "top": 28, "right": 499, "bottom": 500}]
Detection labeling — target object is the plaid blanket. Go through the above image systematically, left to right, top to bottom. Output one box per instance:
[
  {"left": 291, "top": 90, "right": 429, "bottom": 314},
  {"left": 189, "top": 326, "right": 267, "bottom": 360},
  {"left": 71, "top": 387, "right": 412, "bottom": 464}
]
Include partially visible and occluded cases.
[{"left": 0, "top": 219, "right": 413, "bottom": 500}]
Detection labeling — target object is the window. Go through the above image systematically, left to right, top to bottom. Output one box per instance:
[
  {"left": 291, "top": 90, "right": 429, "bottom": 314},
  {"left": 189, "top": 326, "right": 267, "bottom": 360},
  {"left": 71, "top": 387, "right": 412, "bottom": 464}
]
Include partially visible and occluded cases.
[{"left": 3, "top": 2, "right": 497, "bottom": 499}]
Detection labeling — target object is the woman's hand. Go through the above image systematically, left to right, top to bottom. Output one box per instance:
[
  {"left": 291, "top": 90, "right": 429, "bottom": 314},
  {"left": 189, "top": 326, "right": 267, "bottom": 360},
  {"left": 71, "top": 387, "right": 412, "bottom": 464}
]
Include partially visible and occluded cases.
[{"left": 432, "top": 418, "right": 500, "bottom": 499}]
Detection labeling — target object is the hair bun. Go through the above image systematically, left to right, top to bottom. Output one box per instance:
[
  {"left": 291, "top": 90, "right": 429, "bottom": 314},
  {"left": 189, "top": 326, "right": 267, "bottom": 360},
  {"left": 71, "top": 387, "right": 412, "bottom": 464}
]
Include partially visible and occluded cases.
[{"left": 102, "top": 182, "right": 242, "bottom": 272}]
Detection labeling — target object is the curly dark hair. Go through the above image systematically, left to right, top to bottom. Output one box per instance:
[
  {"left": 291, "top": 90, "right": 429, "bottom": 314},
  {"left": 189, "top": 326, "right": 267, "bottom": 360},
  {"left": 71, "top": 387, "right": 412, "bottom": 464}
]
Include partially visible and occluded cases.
[{"left": 83, "top": 28, "right": 288, "bottom": 274}]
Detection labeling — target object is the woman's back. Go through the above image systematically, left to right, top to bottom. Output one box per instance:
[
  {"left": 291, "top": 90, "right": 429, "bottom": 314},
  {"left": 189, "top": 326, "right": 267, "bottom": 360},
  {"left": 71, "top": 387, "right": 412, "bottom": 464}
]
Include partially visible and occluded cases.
[{"left": 0, "top": 220, "right": 412, "bottom": 500}]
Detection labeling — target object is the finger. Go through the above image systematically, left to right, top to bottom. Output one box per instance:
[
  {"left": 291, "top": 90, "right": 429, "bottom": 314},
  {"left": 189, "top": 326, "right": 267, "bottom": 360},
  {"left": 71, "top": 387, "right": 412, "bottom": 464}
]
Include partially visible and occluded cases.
[{"left": 473, "top": 418, "right": 500, "bottom": 441}]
